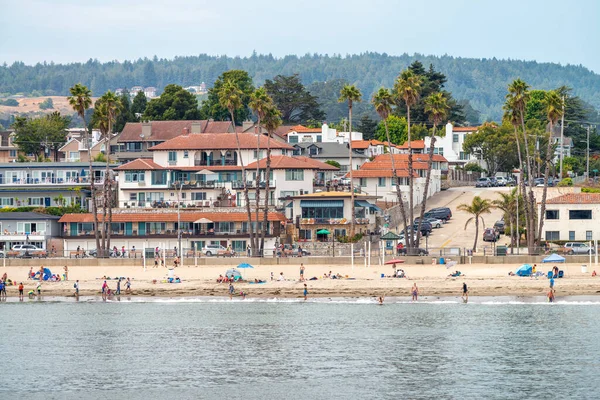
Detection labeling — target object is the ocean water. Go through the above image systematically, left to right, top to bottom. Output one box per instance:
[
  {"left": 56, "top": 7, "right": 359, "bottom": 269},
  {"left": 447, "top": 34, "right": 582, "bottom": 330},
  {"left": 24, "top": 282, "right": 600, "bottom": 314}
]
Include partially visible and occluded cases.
[{"left": 1, "top": 297, "right": 600, "bottom": 400}]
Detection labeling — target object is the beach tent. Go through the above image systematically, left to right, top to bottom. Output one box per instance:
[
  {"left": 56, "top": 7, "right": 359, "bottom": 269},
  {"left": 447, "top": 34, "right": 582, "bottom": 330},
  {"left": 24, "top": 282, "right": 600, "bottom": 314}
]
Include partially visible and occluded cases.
[
  {"left": 542, "top": 253, "right": 565, "bottom": 263},
  {"left": 516, "top": 264, "right": 532, "bottom": 277},
  {"left": 226, "top": 268, "right": 242, "bottom": 280}
]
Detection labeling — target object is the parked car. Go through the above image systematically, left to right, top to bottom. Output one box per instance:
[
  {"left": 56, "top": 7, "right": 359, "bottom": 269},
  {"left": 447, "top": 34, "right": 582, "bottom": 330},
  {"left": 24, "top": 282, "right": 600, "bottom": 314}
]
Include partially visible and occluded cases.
[
  {"left": 338, "top": 177, "right": 351, "bottom": 185},
  {"left": 475, "top": 177, "right": 491, "bottom": 188},
  {"left": 489, "top": 177, "right": 500, "bottom": 187},
  {"left": 495, "top": 177, "right": 508, "bottom": 186},
  {"left": 506, "top": 177, "right": 516, "bottom": 186},
  {"left": 424, "top": 207, "right": 452, "bottom": 221},
  {"left": 415, "top": 217, "right": 443, "bottom": 228},
  {"left": 494, "top": 220, "right": 505, "bottom": 234},
  {"left": 483, "top": 228, "right": 500, "bottom": 242},
  {"left": 563, "top": 242, "right": 595, "bottom": 255},
  {"left": 11, "top": 244, "right": 47, "bottom": 258},
  {"left": 201, "top": 244, "right": 232, "bottom": 257},
  {"left": 279, "top": 244, "right": 311, "bottom": 257},
  {"left": 398, "top": 247, "right": 429, "bottom": 256}
]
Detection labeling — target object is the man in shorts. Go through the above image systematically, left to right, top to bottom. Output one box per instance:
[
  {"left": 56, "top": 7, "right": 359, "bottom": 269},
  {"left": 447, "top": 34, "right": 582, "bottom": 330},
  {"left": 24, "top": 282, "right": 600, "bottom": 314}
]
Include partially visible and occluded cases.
[
  {"left": 18, "top": 282, "right": 24, "bottom": 300},
  {"left": 462, "top": 282, "right": 469, "bottom": 303}
]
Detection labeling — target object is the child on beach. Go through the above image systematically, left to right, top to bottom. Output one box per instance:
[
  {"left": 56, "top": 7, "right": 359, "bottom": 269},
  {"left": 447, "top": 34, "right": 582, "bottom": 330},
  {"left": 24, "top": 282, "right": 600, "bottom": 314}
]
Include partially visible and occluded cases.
[
  {"left": 300, "top": 264, "right": 305, "bottom": 281},
  {"left": 125, "top": 278, "right": 131, "bottom": 294},
  {"left": 74, "top": 280, "right": 79, "bottom": 296},
  {"left": 36, "top": 281, "right": 42, "bottom": 296},
  {"left": 18, "top": 282, "right": 24, "bottom": 300},
  {"left": 411, "top": 283, "right": 418, "bottom": 301},
  {"left": 303, "top": 284, "right": 308, "bottom": 301},
  {"left": 548, "top": 288, "right": 555, "bottom": 303}
]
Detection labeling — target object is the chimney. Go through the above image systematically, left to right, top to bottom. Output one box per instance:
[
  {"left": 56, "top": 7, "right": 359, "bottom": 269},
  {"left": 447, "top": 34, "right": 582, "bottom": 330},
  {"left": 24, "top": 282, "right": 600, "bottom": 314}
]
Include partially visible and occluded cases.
[
  {"left": 242, "top": 120, "right": 254, "bottom": 133},
  {"left": 191, "top": 121, "right": 202, "bottom": 134},
  {"left": 141, "top": 122, "right": 152, "bottom": 138},
  {"left": 182, "top": 127, "right": 190, "bottom": 135}
]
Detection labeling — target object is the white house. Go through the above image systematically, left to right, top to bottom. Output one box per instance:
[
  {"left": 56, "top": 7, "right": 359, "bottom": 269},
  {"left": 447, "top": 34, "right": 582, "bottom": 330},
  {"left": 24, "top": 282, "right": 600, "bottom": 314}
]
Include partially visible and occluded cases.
[
  {"left": 423, "top": 123, "right": 480, "bottom": 167},
  {"left": 285, "top": 124, "right": 363, "bottom": 144},
  {"left": 351, "top": 140, "right": 387, "bottom": 157},
  {"left": 293, "top": 142, "right": 368, "bottom": 174},
  {"left": 539, "top": 193, "right": 599, "bottom": 242}
]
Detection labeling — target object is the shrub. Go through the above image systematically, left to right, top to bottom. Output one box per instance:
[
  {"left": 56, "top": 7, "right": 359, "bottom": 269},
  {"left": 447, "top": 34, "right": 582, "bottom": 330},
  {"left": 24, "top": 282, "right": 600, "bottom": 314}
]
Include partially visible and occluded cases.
[
  {"left": 464, "top": 162, "right": 485, "bottom": 173},
  {"left": 557, "top": 178, "right": 573, "bottom": 187}
]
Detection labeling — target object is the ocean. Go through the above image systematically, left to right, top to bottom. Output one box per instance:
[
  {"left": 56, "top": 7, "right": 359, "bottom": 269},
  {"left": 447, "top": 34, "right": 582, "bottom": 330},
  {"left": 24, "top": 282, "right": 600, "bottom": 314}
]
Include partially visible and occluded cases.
[{"left": 1, "top": 296, "right": 599, "bottom": 399}]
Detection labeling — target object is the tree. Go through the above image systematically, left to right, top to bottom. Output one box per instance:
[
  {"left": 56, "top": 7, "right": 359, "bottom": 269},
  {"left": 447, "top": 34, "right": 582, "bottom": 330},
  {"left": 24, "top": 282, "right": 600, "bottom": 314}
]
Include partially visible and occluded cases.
[
  {"left": 394, "top": 69, "right": 422, "bottom": 249},
  {"left": 201, "top": 70, "right": 254, "bottom": 123},
  {"left": 263, "top": 74, "right": 324, "bottom": 123},
  {"left": 219, "top": 79, "right": 256, "bottom": 255},
  {"left": 68, "top": 83, "right": 99, "bottom": 252},
  {"left": 143, "top": 84, "right": 200, "bottom": 120},
  {"left": 338, "top": 84, "right": 362, "bottom": 238},
  {"left": 373, "top": 87, "right": 410, "bottom": 244},
  {"left": 113, "top": 90, "right": 136, "bottom": 132},
  {"left": 131, "top": 90, "right": 148, "bottom": 117},
  {"left": 537, "top": 91, "right": 564, "bottom": 243},
  {"left": 416, "top": 92, "right": 449, "bottom": 247},
  {"left": 39, "top": 98, "right": 54, "bottom": 110},
  {"left": 11, "top": 113, "right": 69, "bottom": 160},
  {"left": 357, "top": 114, "right": 377, "bottom": 140},
  {"left": 462, "top": 122, "right": 519, "bottom": 176},
  {"left": 325, "top": 160, "right": 341, "bottom": 168},
  {"left": 492, "top": 188, "right": 520, "bottom": 251},
  {"left": 458, "top": 196, "right": 493, "bottom": 252}
]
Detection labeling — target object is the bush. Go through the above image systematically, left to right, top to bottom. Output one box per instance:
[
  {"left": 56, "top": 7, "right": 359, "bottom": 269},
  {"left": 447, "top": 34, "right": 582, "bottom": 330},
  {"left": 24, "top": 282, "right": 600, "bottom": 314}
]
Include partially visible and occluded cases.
[
  {"left": 39, "top": 98, "right": 54, "bottom": 110},
  {"left": 0, "top": 99, "right": 19, "bottom": 106},
  {"left": 325, "top": 160, "right": 341, "bottom": 169},
  {"left": 464, "top": 162, "right": 485, "bottom": 173},
  {"left": 557, "top": 178, "right": 573, "bottom": 187},
  {"left": 582, "top": 187, "right": 600, "bottom": 193}
]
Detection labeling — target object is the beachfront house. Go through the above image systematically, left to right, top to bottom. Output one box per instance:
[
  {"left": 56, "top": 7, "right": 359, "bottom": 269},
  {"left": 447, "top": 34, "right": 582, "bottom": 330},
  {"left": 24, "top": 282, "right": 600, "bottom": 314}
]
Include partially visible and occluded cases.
[
  {"left": 423, "top": 123, "right": 481, "bottom": 168},
  {"left": 284, "top": 124, "right": 363, "bottom": 144},
  {"left": 292, "top": 142, "right": 368, "bottom": 175},
  {"left": 539, "top": 193, "right": 600, "bottom": 242},
  {"left": 0, "top": 212, "right": 61, "bottom": 252}
]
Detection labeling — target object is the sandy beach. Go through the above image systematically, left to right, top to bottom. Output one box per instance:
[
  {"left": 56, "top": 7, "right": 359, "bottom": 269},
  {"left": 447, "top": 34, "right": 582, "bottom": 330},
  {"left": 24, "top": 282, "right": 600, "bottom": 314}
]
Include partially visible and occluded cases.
[{"left": 1, "top": 261, "right": 600, "bottom": 299}]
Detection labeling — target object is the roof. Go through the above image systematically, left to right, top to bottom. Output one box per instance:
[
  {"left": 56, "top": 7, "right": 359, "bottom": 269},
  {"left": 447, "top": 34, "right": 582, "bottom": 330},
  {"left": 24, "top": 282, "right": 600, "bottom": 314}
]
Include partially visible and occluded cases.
[
  {"left": 118, "top": 120, "right": 234, "bottom": 142},
  {"left": 285, "top": 125, "right": 322, "bottom": 135},
  {"left": 452, "top": 126, "right": 479, "bottom": 132},
  {"left": 149, "top": 133, "right": 295, "bottom": 151},
  {"left": 351, "top": 140, "right": 386, "bottom": 150},
  {"left": 397, "top": 140, "right": 425, "bottom": 149},
  {"left": 294, "top": 142, "right": 369, "bottom": 159},
  {"left": 371, "top": 154, "right": 448, "bottom": 163},
  {"left": 246, "top": 155, "right": 338, "bottom": 170},
  {"left": 115, "top": 159, "right": 163, "bottom": 171},
  {"left": 360, "top": 161, "right": 432, "bottom": 170},
  {"left": 0, "top": 162, "right": 106, "bottom": 169},
  {"left": 350, "top": 169, "right": 415, "bottom": 178},
  {"left": 290, "top": 191, "right": 378, "bottom": 199},
  {"left": 545, "top": 193, "right": 600, "bottom": 205},
  {"left": 59, "top": 211, "right": 286, "bottom": 223},
  {"left": 0, "top": 212, "right": 61, "bottom": 221}
]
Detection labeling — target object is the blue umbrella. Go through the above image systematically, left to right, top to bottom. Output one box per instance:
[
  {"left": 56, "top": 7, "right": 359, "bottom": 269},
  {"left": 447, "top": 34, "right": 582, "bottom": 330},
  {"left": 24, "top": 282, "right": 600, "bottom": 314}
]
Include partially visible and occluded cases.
[{"left": 237, "top": 263, "right": 254, "bottom": 269}]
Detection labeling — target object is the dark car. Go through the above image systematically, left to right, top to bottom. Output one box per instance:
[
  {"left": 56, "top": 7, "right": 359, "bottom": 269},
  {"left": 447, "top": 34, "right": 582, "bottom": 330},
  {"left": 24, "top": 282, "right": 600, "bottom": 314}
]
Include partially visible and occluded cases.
[
  {"left": 475, "top": 177, "right": 491, "bottom": 188},
  {"left": 424, "top": 207, "right": 452, "bottom": 221},
  {"left": 494, "top": 220, "right": 505, "bottom": 234},
  {"left": 483, "top": 228, "right": 500, "bottom": 242},
  {"left": 398, "top": 247, "right": 429, "bottom": 256}
]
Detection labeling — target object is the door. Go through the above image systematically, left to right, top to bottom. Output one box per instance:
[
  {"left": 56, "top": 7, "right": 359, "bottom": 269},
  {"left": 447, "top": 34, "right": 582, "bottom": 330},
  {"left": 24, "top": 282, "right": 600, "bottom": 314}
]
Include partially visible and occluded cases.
[
  {"left": 138, "top": 192, "right": 146, "bottom": 206},
  {"left": 45, "top": 197, "right": 51, "bottom": 207},
  {"left": 125, "top": 222, "right": 133, "bottom": 236}
]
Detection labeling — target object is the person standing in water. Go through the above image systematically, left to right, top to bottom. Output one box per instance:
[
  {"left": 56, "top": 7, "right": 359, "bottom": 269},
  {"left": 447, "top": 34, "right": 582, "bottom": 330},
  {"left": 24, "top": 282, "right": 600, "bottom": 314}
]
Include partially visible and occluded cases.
[
  {"left": 74, "top": 280, "right": 79, "bottom": 297},
  {"left": 18, "top": 282, "right": 24, "bottom": 300},
  {"left": 462, "top": 282, "right": 469, "bottom": 303},
  {"left": 411, "top": 283, "right": 419, "bottom": 301},
  {"left": 303, "top": 284, "right": 308, "bottom": 301},
  {"left": 548, "top": 288, "right": 555, "bottom": 303},
  {"left": 378, "top": 296, "right": 384, "bottom": 305}
]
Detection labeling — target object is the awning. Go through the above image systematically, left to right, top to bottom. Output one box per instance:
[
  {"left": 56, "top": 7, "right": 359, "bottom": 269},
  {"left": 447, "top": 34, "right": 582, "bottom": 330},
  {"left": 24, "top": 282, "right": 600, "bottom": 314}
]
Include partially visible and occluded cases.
[
  {"left": 300, "top": 200, "right": 343, "bottom": 207},
  {"left": 355, "top": 200, "right": 381, "bottom": 211},
  {"left": 285, "top": 201, "right": 293, "bottom": 208},
  {"left": 194, "top": 218, "right": 213, "bottom": 224},
  {"left": 316, "top": 229, "right": 330, "bottom": 235},
  {"left": 380, "top": 231, "right": 400, "bottom": 240}
]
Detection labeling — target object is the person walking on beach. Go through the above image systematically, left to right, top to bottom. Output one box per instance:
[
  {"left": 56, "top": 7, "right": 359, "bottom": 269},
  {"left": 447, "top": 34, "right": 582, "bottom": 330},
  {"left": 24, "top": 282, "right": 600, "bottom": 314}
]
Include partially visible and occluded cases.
[
  {"left": 247, "top": 244, "right": 251, "bottom": 257},
  {"left": 154, "top": 255, "right": 159, "bottom": 268},
  {"left": 300, "top": 264, "right": 305, "bottom": 281},
  {"left": 531, "top": 264, "right": 537, "bottom": 279},
  {"left": 63, "top": 265, "right": 68, "bottom": 281},
  {"left": 28, "top": 267, "right": 33, "bottom": 280},
  {"left": 550, "top": 276, "right": 555, "bottom": 290},
  {"left": 116, "top": 278, "right": 121, "bottom": 295},
  {"left": 125, "top": 278, "right": 131, "bottom": 294},
  {"left": 0, "top": 279, "right": 6, "bottom": 300},
  {"left": 74, "top": 280, "right": 79, "bottom": 297},
  {"left": 101, "top": 280, "right": 108, "bottom": 299},
  {"left": 36, "top": 281, "right": 42, "bottom": 297},
  {"left": 18, "top": 282, "right": 24, "bottom": 300},
  {"left": 229, "top": 282, "right": 235, "bottom": 299},
  {"left": 462, "top": 282, "right": 469, "bottom": 303},
  {"left": 411, "top": 283, "right": 419, "bottom": 301},
  {"left": 303, "top": 284, "right": 308, "bottom": 301},
  {"left": 548, "top": 288, "right": 555, "bottom": 303}
]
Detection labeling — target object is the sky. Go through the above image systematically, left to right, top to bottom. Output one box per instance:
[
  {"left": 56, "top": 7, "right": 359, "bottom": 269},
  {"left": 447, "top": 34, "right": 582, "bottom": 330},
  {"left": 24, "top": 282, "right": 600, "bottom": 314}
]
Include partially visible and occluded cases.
[{"left": 1, "top": 0, "right": 599, "bottom": 73}]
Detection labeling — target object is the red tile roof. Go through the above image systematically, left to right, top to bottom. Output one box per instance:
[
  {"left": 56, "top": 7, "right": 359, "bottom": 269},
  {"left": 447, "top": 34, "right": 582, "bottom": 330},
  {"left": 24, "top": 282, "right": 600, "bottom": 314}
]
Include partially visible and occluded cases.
[
  {"left": 118, "top": 120, "right": 234, "bottom": 142},
  {"left": 281, "top": 125, "right": 322, "bottom": 136},
  {"left": 452, "top": 126, "right": 479, "bottom": 132},
  {"left": 149, "top": 133, "right": 295, "bottom": 151},
  {"left": 351, "top": 140, "right": 386, "bottom": 150},
  {"left": 397, "top": 140, "right": 425, "bottom": 149},
  {"left": 372, "top": 154, "right": 448, "bottom": 163},
  {"left": 246, "top": 155, "right": 338, "bottom": 170},
  {"left": 114, "top": 159, "right": 163, "bottom": 171},
  {"left": 360, "top": 161, "right": 431, "bottom": 170},
  {"left": 350, "top": 169, "right": 415, "bottom": 178},
  {"left": 545, "top": 193, "right": 600, "bottom": 204},
  {"left": 59, "top": 211, "right": 286, "bottom": 223}
]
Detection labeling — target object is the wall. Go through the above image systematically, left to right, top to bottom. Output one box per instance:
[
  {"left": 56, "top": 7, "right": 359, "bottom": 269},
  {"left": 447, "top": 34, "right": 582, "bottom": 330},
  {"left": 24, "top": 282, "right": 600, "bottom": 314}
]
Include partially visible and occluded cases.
[{"left": 540, "top": 202, "right": 600, "bottom": 241}]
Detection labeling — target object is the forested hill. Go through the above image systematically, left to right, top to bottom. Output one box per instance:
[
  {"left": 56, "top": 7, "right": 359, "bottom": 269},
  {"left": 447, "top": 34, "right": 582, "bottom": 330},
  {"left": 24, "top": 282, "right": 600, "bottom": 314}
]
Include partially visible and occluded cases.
[{"left": 2, "top": 52, "right": 600, "bottom": 121}]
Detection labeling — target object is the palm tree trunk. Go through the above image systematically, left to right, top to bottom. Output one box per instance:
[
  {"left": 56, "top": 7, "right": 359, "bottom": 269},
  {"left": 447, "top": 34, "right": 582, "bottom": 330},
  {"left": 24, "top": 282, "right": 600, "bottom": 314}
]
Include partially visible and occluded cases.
[
  {"left": 349, "top": 105, "right": 355, "bottom": 238},
  {"left": 407, "top": 105, "right": 414, "bottom": 249},
  {"left": 230, "top": 111, "right": 255, "bottom": 256},
  {"left": 520, "top": 114, "right": 536, "bottom": 253},
  {"left": 254, "top": 118, "right": 262, "bottom": 256},
  {"left": 384, "top": 120, "right": 409, "bottom": 245},
  {"left": 537, "top": 123, "right": 554, "bottom": 244},
  {"left": 415, "top": 125, "right": 437, "bottom": 247},
  {"left": 513, "top": 125, "right": 530, "bottom": 252},
  {"left": 86, "top": 126, "right": 101, "bottom": 254},
  {"left": 260, "top": 130, "right": 272, "bottom": 253},
  {"left": 105, "top": 135, "right": 112, "bottom": 252},
  {"left": 473, "top": 217, "right": 479, "bottom": 252}
]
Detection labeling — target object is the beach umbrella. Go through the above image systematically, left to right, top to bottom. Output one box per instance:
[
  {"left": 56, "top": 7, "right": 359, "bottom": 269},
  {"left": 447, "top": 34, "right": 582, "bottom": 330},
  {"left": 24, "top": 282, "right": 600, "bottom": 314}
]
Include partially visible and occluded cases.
[
  {"left": 316, "top": 229, "right": 330, "bottom": 235},
  {"left": 384, "top": 259, "right": 405, "bottom": 265},
  {"left": 237, "top": 263, "right": 254, "bottom": 269}
]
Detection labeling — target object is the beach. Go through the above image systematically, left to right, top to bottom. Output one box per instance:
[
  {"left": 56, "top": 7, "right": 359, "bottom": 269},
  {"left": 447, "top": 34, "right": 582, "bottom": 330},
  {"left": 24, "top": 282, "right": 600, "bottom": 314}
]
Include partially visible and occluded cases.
[{"left": 1, "top": 262, "right": 599, "bottom": 298}]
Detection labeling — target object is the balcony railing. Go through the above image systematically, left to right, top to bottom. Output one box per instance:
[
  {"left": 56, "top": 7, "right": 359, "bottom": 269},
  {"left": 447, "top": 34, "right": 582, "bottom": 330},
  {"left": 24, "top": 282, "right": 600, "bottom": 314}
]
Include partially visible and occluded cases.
[
  {"left": 194, "top": 159, "right": 237, "bottom": 167},
  {"left": 0, "top": 177, "right": 102, "bottom": 185},
  {"left": 170, "top": 180, "right": 225, "bottom": 189},
  {"left": 231, "top": 180, "right": 275, "bottom": 189},
  {"left": 300, "top": 217, "right": 372, "bottom": 225},
  {"left": 64, "top": 229, "right": 276, "bottom": 238}
]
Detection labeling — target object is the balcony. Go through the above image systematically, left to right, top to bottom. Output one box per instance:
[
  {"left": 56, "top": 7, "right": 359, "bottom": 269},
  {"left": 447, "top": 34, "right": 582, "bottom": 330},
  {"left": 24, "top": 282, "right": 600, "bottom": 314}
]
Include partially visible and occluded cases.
[
  {"left": 194, "top": 159, "right": 237, "bottom": 167},
  {"left": 0, "top": 177, "right": 102, "bottom": 186},
  {"left": 170, "top": 180, "right": 225, "bottom": 189},
  {"left": 231, "top": 180, "right": 275, "bottom": 189},
  {"left": 299, "top": 217, "right": 372, "bottom": 225},
  {"left": 63, "top": 229, "right": 277, "bottom": 238}
]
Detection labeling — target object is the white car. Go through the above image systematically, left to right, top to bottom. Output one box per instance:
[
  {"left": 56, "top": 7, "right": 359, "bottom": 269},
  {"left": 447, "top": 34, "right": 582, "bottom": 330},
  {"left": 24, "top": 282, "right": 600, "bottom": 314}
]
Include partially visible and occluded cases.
[
  {"left": 339, "top": 177, "right": 351, "bottom": 185},
  {"left": 495, "top": 177, "right": 508, "bottom": 186},
  {"left": 12, "top": 244, "right": 44, "bottom": 252},
  {"left": 201, "top": 244, "right": 230, "bottom": 257}
]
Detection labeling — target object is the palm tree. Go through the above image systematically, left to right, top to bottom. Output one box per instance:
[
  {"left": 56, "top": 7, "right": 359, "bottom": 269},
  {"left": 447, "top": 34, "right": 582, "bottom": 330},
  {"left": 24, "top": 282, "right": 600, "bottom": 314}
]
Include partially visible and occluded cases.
[
  {"left": 394, "top": 70, "right": 423, "bottom": 249},
  {"left": 219, "top": 80, "right": 256, "bottom": 255},
  {"left": 68, "top": 84, "right": 100, "bottom": 252},
  {"left": 338, "top": 84, "right": 362, "bottom": 238},
  {"left": 249, "top": 88, "right": 273, "bottom": 255},
  {"left": 372, "top": 88, "right": 409, "bottom": 239},
  {"left": 538, "top": 91, "right": 564, "bottom": 243},
  {"left": 416, "top": 92, "right": 449, "bottom": 247},
  {"left": 261, "top": 104, "right": 282, "bottom": 253},
  {"left": 492, "top": 188, "right": 518, "bottom": 251},
  {"left": 458, "top": 196, "right": 493, "bottom": 252}
]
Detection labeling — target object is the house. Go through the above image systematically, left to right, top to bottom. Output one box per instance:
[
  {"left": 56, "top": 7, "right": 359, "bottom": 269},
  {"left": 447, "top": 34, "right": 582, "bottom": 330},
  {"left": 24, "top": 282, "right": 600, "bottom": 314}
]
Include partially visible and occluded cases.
[
  {"left": 131, "top": 86, "right": 144, "bottom": 95},
  {"left": 144, "top": 87, "right": 158, "bottom": 98},
  {"left": 115, "top": 120, "right": 235, "bottom": 162},
  {"left": 235, "top": 120, "right": 296, "bottom": 139},
  {"left": 423, "top": 123, "right": 481, "bottom": 167},
  {"left": 285, "top": 124, "right": 363, "bottom": 144},
  {"left": 0, "top": 131, "right": 18, "bottom": 162},
  {"left": 551, "top": 132, "right": 573, "bottom": 162},
  {"left": 58, "top": 138, "right": 109, "bottom": 162},
  {"left": 351, "top": 140, "right": 387, "bottom": 157},
  {"left": 396, "top": 140, "right": 426, "bottom": 154},
  {"left": 292, "top": 142, "right": 369, "bottom": 174},
  {"left": 350, "top": 154, "right": 448, "bottom": 204},
  {"left": 0, "top": 162, "right": 106, "bottom": 208},
  {"left": 286, "top": 191, "right": 381, "bottom": 242},
  {"left": 539, "top": 193, "right": 599, "bottom": 242},
  {"left": 58, "top": 209, "right": 286, "bottom": 254},
  {"left": 0, "top": 212, "right": 61, "bottom": 252}
]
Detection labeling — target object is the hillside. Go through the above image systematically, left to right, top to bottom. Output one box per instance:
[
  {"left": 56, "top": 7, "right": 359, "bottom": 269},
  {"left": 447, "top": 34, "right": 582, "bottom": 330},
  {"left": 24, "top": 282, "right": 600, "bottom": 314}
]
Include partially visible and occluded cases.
[{"left": 2, "top": 53, "right": 600, "bottom": 121}]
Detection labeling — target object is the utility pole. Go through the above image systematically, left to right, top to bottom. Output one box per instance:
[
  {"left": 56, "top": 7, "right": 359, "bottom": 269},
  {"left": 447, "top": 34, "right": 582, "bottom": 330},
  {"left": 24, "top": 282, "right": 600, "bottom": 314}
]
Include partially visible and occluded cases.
[{"left": 559, "top": 96, "right": 565, "bottom": 178}]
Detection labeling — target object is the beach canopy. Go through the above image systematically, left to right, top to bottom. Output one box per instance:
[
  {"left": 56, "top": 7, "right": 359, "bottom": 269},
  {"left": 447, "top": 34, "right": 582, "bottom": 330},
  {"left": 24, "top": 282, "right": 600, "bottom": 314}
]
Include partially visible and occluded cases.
[
  {"left": 194, "top": 217, "right": 213, "bottom": 224},
  {"left": 316, "top": 229, "right": 330, "bottom": 235},
  {"left": 542, "top": 253, "right": 565, "bottom": 263},
  {"left": 385, "top": 259, "right": 405, "bottom": 265},
  {"left": 237, "top": 263, "right": 254, "bottom": 269},
  {"left": 516, "top": 264, "right": 532, "bottom": 277},
  {"left": 226, "top": 268, "right": 242, "bottom": 279}
]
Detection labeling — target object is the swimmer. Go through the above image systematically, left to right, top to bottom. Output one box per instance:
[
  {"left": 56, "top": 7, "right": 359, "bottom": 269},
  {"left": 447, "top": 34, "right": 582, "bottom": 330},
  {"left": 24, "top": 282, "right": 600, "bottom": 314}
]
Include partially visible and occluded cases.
[{"left": 378, "top": 296, "right": 384, "bottom": 305}]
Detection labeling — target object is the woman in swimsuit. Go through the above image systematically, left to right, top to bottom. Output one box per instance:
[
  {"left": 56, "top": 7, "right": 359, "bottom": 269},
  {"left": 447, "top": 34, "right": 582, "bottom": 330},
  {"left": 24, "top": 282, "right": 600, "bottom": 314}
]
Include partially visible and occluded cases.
[{"left": 411, "top": 283, "right": 418, "bottom": 301}]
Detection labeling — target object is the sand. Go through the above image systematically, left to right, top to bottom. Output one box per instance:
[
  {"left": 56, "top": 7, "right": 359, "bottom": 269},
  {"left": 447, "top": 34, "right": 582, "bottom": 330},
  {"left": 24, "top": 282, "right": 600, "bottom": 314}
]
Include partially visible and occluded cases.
[{"left": 2, "top": 262, "right": 599, "bottom": 299}]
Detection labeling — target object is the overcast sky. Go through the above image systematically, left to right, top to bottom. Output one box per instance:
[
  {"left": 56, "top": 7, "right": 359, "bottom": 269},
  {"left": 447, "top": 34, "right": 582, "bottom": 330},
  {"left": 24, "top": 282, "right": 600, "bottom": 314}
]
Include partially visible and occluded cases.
[{"left": 1, "top": 0, "right": 599, "bottom": 73}]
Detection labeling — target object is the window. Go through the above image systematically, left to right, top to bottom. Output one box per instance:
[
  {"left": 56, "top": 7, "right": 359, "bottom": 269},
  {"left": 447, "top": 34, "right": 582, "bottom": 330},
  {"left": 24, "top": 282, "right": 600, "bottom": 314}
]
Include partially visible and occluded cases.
[
  {"left": 453, "top": 134, "right": 459, "bottom": 143},
  {"left": 316, "top": 135, "right": 322, "bottom": 143},
  {"left": 288, "top": 136, "right": 298, "bottom": 144},
  {"left": 126, "top": 142, "right": 142, "bottom": 152},
  {"left": 309, "top": 146, "right": 319, "bottom": 156},
  {"left": 433, "top": 147, "right": 444, "bottom": 156},
  {"left": 9, "top": 150, "right": 16, "bottom": 157},
  {"left": 253, "top": 150, "right": 264, "bottom": 159},
  {"left": 69, "top": 151, "right": 79, "bottom": 160},
  {"left": 183, "top": 151, "right": 189, "bottom": 159},
  {"left": 168, "top": 152, "right": 177, "bottom": 164},
  {"left": 459, "top": 152, "right": 470, "bottom": 160},
  {"left": 285, "top": 169, "right": 304, "bottom": 181},
  {"left": 124, "top": 171, "right": 145, "bottom": 182},
  {"left": 151, "top": 171, "right": 166, "bottom": 185},
  {"left": 378, "top": 177, "right": 386, "bottom": 187},
  {"left": 359, "top": 178, "right": 367, "bottom": 187},
  {"left": 280, "top": 191, "right": 298, "bottom": 198},
  {"left": 191, "top": 192, "right": 207, "bottom": 201},
  {"left": 129, "top": 193, "right": 137, "bottom": 201},
  {"left": 0, "top": 197, "right": 13, "bottom": 206},
  {"left": 29, "top": 198, "right": 43, "bottom": 206},
  {"left": 302, "top": 206, "right": 343, "bottom": 219},
  {"left": 546, "top": 210, "right": 559, "bottom": 220},
  {"left": 569, "top": 210, "right": 592, "bottom": 220},
  {"left": 77, "top": 222, "right": 94, "bottom": 233},
  {"left": 146, "top": 222, "right": 166, "bottom": 234},
  {"left": 299, "top": 229, "right": 312, "bottom": 240},
  {"left": 334, "top": 229, "right": 347, "bottom": 238},
  {"left": 545, "top": 231, "right": 560, "bottom": 241},
  {"left": 569, "top": 231, "right": 575, "bottom": 241},
  {"left": 586, "top": 231, "right": 593, "bottom": 240},
  {"left": 231, "top": 240, "right": 246, "bottom": 252}
]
